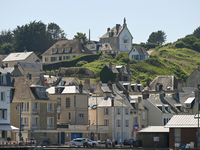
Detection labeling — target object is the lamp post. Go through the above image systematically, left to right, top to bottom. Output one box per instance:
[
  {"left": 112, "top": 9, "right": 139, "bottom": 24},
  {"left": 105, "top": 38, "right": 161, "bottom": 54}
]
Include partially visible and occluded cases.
[{"left": 15, "top": 103, "right": 22, "bottom": 145}]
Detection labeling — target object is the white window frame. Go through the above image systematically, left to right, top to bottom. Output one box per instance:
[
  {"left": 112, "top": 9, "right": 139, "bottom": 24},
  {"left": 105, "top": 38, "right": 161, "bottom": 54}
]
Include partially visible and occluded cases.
[
  {"left": 114, "top": 38, "right": 116, "bottom": 43},
  {"left": 52, "top": 48, "right": 56, "bottom": 54},
  {"left": 58, "top": 48, "right": 62, "bottom": 53},
  {"left": 45, "top": 57, "right": 49, "bottom": 62},
  {"left": 1, "top": 92, "right": 5, "bottom": 101},
  {"left": 22, "top": 102, "right": 29, "bottom": 113},
  {"left": 32, "top": 102, "right": 39, "bottom": 114},
  {"left": 47, "top": 103, "right": 54, "bottom": 112},
  {"left": 117, "top": 107, "right": 121, "bottom": 115},
  {"left": 104, "top": 108, "right": 109, "bottom": 115},
  {"left": 125, "top": 108, "right": 129, "bottom": 115},
  {"left": 0, "top": 109, "right": 7, "bottom": 120},
  {"left": 142, "top": 111, "right": 146, "bottom": 120},
  {"left": 78, "top": 113, "right": 84, "bottom": 119},
  {"left": 21, "top": 117, "right": 29, "bottom": 127},
  {"left": 32, "top": 117, "right": 39, "bottom": 129},
  {"left": 47, "top": 117, "right": 54, "bottom": 130},
  {"left": 104, "top": 119, "right": 109, "bottom": 126},
  {"left": 117, "top": 119, "right": 121, "bottom": 127},
  {"left": 125, "top": 119, "right": 129, "bottom": 127}
]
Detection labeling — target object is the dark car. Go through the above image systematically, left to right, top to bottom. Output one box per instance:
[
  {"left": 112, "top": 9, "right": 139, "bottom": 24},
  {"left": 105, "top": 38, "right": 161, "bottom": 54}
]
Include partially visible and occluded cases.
[{"left": 123, "top": 138, "right": 135, "bottom": 145}]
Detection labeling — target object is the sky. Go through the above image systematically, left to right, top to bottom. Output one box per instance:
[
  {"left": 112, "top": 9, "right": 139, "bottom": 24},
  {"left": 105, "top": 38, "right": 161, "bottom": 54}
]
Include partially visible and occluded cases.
[{"left": 1, "top": 0, "right": 200, "bottom": 44}]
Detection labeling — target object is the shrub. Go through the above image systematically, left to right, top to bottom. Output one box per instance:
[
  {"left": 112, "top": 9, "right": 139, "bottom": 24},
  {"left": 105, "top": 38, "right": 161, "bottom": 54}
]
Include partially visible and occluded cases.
[
  {"left": 175, "top": 41, "right": 186, "bottom": 48},
  {"left": 119, "top": 56, "right": 130, "bottom": 63},
  {"left": 76, "top": 60, "right": 88, "bottom": 67}
]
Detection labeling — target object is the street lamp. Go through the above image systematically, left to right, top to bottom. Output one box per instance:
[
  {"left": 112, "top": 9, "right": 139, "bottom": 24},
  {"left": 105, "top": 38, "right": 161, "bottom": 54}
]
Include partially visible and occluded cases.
[{"left": 15, "top": 103, "right": 22, "bottom": 145}]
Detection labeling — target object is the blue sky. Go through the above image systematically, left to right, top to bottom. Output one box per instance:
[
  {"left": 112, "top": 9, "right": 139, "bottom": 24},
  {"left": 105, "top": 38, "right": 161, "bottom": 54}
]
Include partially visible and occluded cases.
[{"left": 1, "top": 0, "right": 200, "bottom": 44}]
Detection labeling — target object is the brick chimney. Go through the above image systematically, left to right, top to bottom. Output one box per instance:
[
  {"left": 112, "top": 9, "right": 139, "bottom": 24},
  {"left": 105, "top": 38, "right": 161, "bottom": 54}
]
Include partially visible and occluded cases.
[
  {"left": 116, "top": 24, "right": 120, "bottom": 34},
  {"left": 126, "top": 63, "right": 130, "bottom": 72},
  {"left": 146, "top": 78, "right": 150, "bottom": 86},
  {"left": 79, "top": 81, "right": 83, "bottom": 93},
  {"left": 111, "top": 97, "right": 114, "bottom": 107}
]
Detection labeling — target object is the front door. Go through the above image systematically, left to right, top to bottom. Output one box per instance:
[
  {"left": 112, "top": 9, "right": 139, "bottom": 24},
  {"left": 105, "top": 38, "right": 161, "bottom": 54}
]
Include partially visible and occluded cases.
[{"left": 61, "top": 132, "right": 65, "bottom": 144}]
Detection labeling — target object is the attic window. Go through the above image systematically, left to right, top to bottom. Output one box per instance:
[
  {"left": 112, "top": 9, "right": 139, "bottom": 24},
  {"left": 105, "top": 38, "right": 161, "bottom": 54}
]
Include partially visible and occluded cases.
[
  {"left": 58, "top": 48, "right": 62, "bottom": 53},
  {"left": 65, "top": 48, "right": 70, "bottom": 53},
  {"left": 52, "top": 49, "right": 56, "bottom": 54},
  {"left": 15, "top": 54, "right": 20, "bottom": 57},
  {"left": 31, "top": 65, "right": 35, "bottom": 68},
  {"left": 186, "top": 104, "right": 191, "bottom": 108}
]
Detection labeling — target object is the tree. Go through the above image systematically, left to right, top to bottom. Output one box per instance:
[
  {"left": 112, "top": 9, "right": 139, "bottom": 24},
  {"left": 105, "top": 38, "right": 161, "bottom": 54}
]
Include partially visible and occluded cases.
[
  {"left": 47, "top": 23, "right": 66, "bottom": 40},
  {"left": 193, "top": 26, "right": 200, "bottom": 39},
  {"left": 0, "top": 30, "right": 14, "bottom": 45},
  {"left": 147, "top": 30, "right": 166, "bottom": 45},
  {"left": 73, "top": 32, "right": 88, "bottom": 45},
  {"left": 0, "top": 43, "right": 14, "bottom": 54}
]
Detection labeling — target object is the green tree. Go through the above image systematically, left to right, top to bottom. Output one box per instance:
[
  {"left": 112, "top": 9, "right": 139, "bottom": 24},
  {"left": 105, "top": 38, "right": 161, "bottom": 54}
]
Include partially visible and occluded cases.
[
  {"left": 47, "top": 23, "right": 66, "bottom": 40},
  {"left": 193, "top": 26, "right": 200, "bottom": 39},
  {"left": 0, "top": 30, "right": 14, "bottom": 45},
  {"left": 147, "top": 30, "right": 166, "bottom": 45},
  {"left": 73, "top": 32, "right": 88, "bottom": 45},
  {"left": 0, "top": 43, "right": 14, "bottom": 54}
]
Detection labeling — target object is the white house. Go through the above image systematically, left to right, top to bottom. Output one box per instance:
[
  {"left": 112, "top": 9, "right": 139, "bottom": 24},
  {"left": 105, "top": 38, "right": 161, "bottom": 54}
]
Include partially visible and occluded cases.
[{"left": 129, "top": 46, "right": 149, "bottom": 61}]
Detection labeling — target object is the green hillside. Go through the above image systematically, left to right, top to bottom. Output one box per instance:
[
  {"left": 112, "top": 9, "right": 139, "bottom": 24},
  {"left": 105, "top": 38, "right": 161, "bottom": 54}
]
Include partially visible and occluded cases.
[{"left": 81, "top": 42, "right": 200, "bottom": 85}]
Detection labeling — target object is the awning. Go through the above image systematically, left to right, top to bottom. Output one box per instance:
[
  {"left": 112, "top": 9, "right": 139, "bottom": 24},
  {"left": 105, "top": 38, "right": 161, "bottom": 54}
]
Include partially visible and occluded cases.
[
  {"left": 184, "top": 97, "right": 195, "bottom": 104},
  {"left": 0, "top": 125, "right": 19, "bottom": 131}
]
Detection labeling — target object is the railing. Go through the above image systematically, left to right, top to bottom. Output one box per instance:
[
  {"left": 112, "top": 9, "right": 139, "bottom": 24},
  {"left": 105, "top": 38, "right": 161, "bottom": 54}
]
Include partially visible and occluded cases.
[
  {"left": 57, "top": 106, "right": 61, "bottom": 112},
  {"left": 21, "top": 109, "right": 29, "bottom": 114},
  {"left": 32, "top": 109, "right": 39, "bottom": 114},
  {"left": 47, "top": 109, "right": 54, "bottom": 112},
  {"left": 47, "top": 124, "right": 53, "bottom": 130}
]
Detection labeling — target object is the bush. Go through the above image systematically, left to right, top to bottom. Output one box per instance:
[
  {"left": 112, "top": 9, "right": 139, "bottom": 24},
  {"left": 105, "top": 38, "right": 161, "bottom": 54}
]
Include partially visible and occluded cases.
[
  {"left": 175, "top": 41, "right": 186, "bottom": 48},
  {"left": 192, "top": 42, "right": 200, "bottom": 52},
  {"left": 146, "top": 43, "right": 158, "bottom": 49},
  {"left": 99, "top": 54, "right": 113, "bottom": 61},
  {"left": 119, "top": 56, "right": 130, "bottom": 63},
  {"left": 76, "top": 60, "right": 88, "bottom": 67}
]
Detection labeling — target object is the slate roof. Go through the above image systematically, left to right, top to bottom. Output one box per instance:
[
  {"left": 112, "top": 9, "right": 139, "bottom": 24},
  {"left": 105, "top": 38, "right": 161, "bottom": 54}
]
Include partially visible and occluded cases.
[
  {"left": 100, "top": 25, "right": 124, "bottom": 39},
  {"left": 42, "top": 39, "right": 93, "bottom": 56},
  {"left": 99, "top": 43, "right": 120, "bottom": 52},
  {"left": 129, "top": 46, "right": 149, "bottom": 56},
  {"left": 3, "top": 51, "right": 33, "bottom": 62},
  {"left": 18, "top": 62, "right": 42, "bottom": 72},
  {"left": 106, "top": 64, "right": 132, "bottom": 75},
  {"left": 0, "top": 67, "right": 14, "bottom": 74},
  {"left": 143, "top": 76, "right": 178, "bottom": 91},
  {"left": 12, "top": 77, "right": 49, "bottom": 101},
  {"left": 46, "top": 85, "right": 86, "bottom": 94},
  {"left": 165, "top": 115, "right": 199, "bottom": 128},
  {"left": 139, "top": 126, "right": 169, "bottom": 133}
]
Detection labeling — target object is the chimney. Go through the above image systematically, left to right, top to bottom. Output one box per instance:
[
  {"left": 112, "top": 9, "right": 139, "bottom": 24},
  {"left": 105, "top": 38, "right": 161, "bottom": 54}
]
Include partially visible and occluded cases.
[
  {"left": 116, "top": 24, "right": 120, "bottom": 34},
  {"left": 107, "top": 28, "right": 110, "bottom": 33},
  {"left": 109, "top": 62, "right": 112, "bottom": 69},
  {"left": 126, "top": 63, "right": 130, "bottom": 72},
  {"left": 1, "top": 64, "right": 5, "bottom": 69},
  {"left": 14, "top": 64, "right": 18, "bottom": 69},
  {"left": 49, "top": 71, "right": 51, "bottom": 78},
  {"left": 27, "top": 72, "right": 32, "bottom": 80},
  {"left": 40, "top": 73, "right": 45, "bottom": 86},
  {"left": 178, "top": 77, "right": 183, "bottom": 92},
  {"left": 115, "top": 78, "right": 119, "bottom": 84},
  {"left": 146, "top": 78, "right": 150, "bottom": 86},
  {"left": 136, "top": 79, "right": 140, "bottom": 84},
  {"left": 79, "top": 81, "right": 83, "bottom": 93},
  {"left": 108, "top": 81, "right": 112, "bottom": 88},
  {"left": 142, "top": 90, "right": 149, "bottom": 99},
  {"left": 159, "top": 90, "right": 165, "bottom": 100},
  {"left": 111, "top": 97, "right": 114, "bottom": 107},
  {"left": 138, "top": 97, "right": 142, "bottom": 103}
]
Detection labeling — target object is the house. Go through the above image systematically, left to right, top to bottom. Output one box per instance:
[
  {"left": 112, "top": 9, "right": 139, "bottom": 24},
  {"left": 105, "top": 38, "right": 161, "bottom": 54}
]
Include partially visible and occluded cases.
[
  {"left": 100, "top": 18, "right": 133, "bottom": 52},
  {"left": 42, "top": 39, "right": 93, "bottom": 64},
  {"left": 86, "top": 40, "right": 101, "bottom": 54},
  {"left": 99, "top": 43, "right": 120, "bottom": 56},
  {"left": 129, "top": 46, "right": 149, "bottom": 61},
  {"left": 2, "top": 51, "right": 41, "bottom": 68},
  {"left": 17, "top": 62, "right": 43, "bottom": 77},
  {"left": 100, "top": 62, "right": 131, "bottom": 83},
  {"left": 0, "top": 64, "right": 23, "bottom": 77},
  {"left": 186, "top": 67, "right": 200, "bottom": 87},
  {"left": 0, "top": 72, "right": 18, "bottom": 142},
  {"left": 10, "top": 75, "right": 57, "bottom": 143},
  {"left": 88, "top": 82, "right": 144, "bottom": 142},
  {"left": 165, "top": 115, "right": 199, "bottom": 148},
  {"left": 138, "top": 126, "right": 169, "bottom": 148}
]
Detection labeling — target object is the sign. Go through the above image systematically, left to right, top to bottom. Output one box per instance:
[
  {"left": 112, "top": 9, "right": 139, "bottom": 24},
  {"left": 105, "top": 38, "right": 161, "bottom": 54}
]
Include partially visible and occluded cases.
[
  {"left": 21, "top": 124, "right": 24, "bottom": 131},
  {"left": 133, "top": 124, "right": 139, "bottom": 131},
  {"left": 31, "top": 130, "right": 34, "bottom": 134},
  {"left": 153, "top": 137, "right": 159, "bottom": 141}
]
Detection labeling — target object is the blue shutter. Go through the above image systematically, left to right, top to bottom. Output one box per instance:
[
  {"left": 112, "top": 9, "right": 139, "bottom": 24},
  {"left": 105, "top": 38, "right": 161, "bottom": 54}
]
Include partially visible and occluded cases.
[{"left": 10, "top": 90, "right": 12, "bottom": 103}]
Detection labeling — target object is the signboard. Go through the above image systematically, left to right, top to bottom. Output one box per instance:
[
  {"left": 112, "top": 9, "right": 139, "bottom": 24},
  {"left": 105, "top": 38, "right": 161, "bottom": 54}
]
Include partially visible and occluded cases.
[
  {"left": 21, "top": 124, "right": 24, "bottom": 131},
  {"left": 133, "top": 124, "right": 139, "bottom": 131},
  {"left": 153, "top": 137, "right": 159, "bottom": 141}
]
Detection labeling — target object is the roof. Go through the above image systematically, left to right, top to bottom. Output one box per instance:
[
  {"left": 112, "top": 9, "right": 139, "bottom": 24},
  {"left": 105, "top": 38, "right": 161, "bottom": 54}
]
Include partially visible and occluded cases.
[
  {"left": 101, "top": 25, "right": 124, "bottom": 39},
  {"left": 42, "top": 39, "right": 93, "bottom": 56},
  {"left": 99, "top": 43, "right": 120, "bottom": 52},
  {"left": 129, "top": 46, "right": 149, "bottom": 56},
  {"left": 3, "top": 51, "right": 33, "bottom": 62},
  {"left": 0, "top": 55, "right": 7, "bottom": 60},
  {"left": 18, "top": 62, "right": 42, "bottom": 72},
  {"left": 105, "top": 63, "right": 132, "bottom": 75},
  {"left": 0, "top": 67, "right": 14, "bottom": 74},
  {"left": 143, "top": 76, "right": 178, "bottom": 91},
  {"left": 46, "top": 85, "right": 84, "bottom": 94},
  {"left": 184, "top": 97, "right": 195, "bottom": 104},
  {"left": 165, "top": 115, "right": 200, "bottom": 128},
  {"left": 0, "top": 124, "right": 19, "bottom": 131},
  {"left": 139, "top": 126, "right": 169, "bottom": 133}
]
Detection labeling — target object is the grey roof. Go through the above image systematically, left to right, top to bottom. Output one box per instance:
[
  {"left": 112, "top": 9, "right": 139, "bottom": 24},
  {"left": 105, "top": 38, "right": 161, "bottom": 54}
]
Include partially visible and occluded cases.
[
  {"left": 101, "top": 25, "right": 124, "bottom": 38},
  {"left": 42, "top": 39, "right": 93, "bottom": 56},
  {"left": 99, "top": 43, "right": 120, "bottom": 52},
  {"left": 130, "top": 46, "right": 149, "bottom": 56},
  {"left": 3, "top": 51, "right": 33, "bottom": 62},
  {"left": 18, "top": 62, "right": 42, "bottom": 72},
  {"left": 105, "top": 64, "right": 132, "bottom": 75},
  {"left": 0, "top": 67, "right": 14, "bottom": 74},
  {"left": 143, "top": 76, "right": 178, "bottom": 91},
  {"left": 58, "top": 78, "right": 79, "bottom": 86},
  {"left": 101, "top": 84, "right": 112, "bottom": 93},
  {"left": 182, "top": 87, "right": 197, "bottom": 93},
  {"left": 165, "top": 115, "right": 200, "bottom": 128},
  {"left": 139, "top": 126, "right": 169, "bottom": 133}
]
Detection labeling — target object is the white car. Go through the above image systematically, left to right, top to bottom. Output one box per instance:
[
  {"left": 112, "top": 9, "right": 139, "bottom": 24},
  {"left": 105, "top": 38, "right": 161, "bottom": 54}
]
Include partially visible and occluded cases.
[{"left": 70, "top": 138, "right": 98, "bottom": 147}]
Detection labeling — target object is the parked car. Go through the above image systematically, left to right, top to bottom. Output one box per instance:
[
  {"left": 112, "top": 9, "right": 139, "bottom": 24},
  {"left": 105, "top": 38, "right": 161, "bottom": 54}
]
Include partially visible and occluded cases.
[
  {"left": 70, "top": 138, "right": 98, "bottom": 147},
  {"left": 70, "top": 138, "right": 85, "bottom": 147},
  {"left": 123, "top": 138, "right": 135, "bottom": 145}
]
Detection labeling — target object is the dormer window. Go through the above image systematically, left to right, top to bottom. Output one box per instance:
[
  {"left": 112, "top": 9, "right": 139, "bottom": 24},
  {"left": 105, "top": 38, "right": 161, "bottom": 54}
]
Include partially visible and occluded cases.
[
  {"left": 58, "top": 48, "right": 63, "bottom": 53},
  {"left": 65, "top": 48, "right": 70, "bottom": 53},
  {"left": 52, "top": 49, "right": 56, "bottom": 54},
  {"left": 186, "top": 104, "right": 191, "bottom": 108},
  {"left": 162, "top": 106, "right": 165, "bottom": 112},
  {"left": 167, "top": 106, "right": 171, "bottom": 112}
]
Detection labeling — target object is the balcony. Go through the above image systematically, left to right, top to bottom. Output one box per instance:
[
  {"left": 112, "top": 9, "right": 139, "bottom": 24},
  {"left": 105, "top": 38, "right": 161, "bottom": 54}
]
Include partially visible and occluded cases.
[
  {"left": 57, "top": 106, "right": 61, "bottom": 113},
  {"left": 21, "top": 109, "right": 29, "bottom": 114},
  {"left": 32, "top": 109, "right": 39, "bottom": 115},
  {"left": 32, "top": 124, "right": 39, "bottom": 130},
  {"left": 47, "top": 124, "right": 53, "bottom": 130}
]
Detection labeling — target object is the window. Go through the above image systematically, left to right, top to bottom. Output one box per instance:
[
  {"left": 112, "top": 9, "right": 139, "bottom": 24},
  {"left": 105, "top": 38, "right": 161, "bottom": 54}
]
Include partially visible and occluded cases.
[
  {"left": 114, "top": 38, "right": 116, "bottom": 43},
  {"left": 109, "top": 39, "right": 111, "bottom": 43},
  {"left": 124, "top": 39, "right": 128, "bottom": 43},
  {"left": 103, "top": 40, "right": 105, "bottom": 43},
  {"left": 90, "top": 45, "right": 95, "bottom": 49},
  {"left": 58, "top": 48, "right": 62, "bottom": 53},
  {"left": 65, "top": 48, "right": 70, "bottom": 53},
  {"left": 52, "top": 49, "right": 56, "bottom": 54},
  {"left": 73, "top": 55, "right": 76, "bottom": 58},
  {"left": 134, "top": 55, "right": 137, "bottom": 60},
  {"left": 59, "top": 56, "right": 62, "bottom": 61},
  {"left": 63, "top": 56, "right": 70, "bottom": 60},
  {"left": 32, "top": 57, "right": 34, "bottom": 59},
  {"left": 45, "top": 57, "right": 49, "bottom": 62},
  {"left": 51, "top": 57, "right": 57, "bottom": 62},
  {"left": 1, "top": 76, "right": 5, "bottom": 84},
  {"left": 1, "top": 92, "right": 5, "bottom": 101},
  {"left": 74, "top": 96, "right": 76, "bottom": 107},
  {"left": 66, "top": 98, "right": 70, "bottom": 108},
  {"left": 22, "top": 102, "right": 29, "bottom": 113},
  {"left": 32, "top": 102, "right": 39, "bottom": 114},
  {"left": 47, "top": 103, "right": 53, "bottom": 112},
  {"left": 117, "top": 107, "right": 121, "bottom": 115},
  {"left": 104, "top": 108, "right": 109, "bottom": 115},
  {"left": 125, "top": 108, "right": 129, "bottom": 115},
  {"left": 0, "top": 109, "right": 7, "bottom": 120},
  {"left": 69, "top": 112, "right": 71, "bottom": 121},
  {"left": 142, "top": 112, "right": 146, "bottom": 120},
  {"left": 78, "top": 113, "right": 84, "bottom": 118},
  {"left": 58, "top": 114, "right": 60, "bottom": 119},
  {"left": 21, "top": 117, "right": 29, "bottom": 127},
  {"left": 32, "top": 117, "right": 39, "bottom": 129},
  {"left": 47, "top": 117, "right": 54, "bottom": 129},
  {"left": 133, "top": 117, "right": 137, "bottom": 124},
  {"left": 164, "top": 118, "right": 171, "bottom": 125},
  {"left": 104, "top": 119, "right": 109, "bottom": 126},
  {"left": 117, "top": 119, "right": 121, "bottom": 127},
  {"left": 125, "top": 119, "right": 129, "bottom": 127},
  {"left": 174, "top": 128, "right": 181, "bottom": 144},
  {"left": 40, "top": 132, "right": 46, "bottom": 137}
]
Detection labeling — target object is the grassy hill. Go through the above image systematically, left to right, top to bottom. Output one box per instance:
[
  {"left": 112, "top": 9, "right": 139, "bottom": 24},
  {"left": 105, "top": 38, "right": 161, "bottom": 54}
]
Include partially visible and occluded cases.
[{"left": 80, "top": 43, "right": 200, "bottom": 86}]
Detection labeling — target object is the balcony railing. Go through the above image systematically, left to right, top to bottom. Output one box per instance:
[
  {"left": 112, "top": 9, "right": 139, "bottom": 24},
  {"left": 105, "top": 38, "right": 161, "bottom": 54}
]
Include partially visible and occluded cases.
[
  {"left": 57, "top": 106, "right": 61, "bottom": 113},
  {"left": 21, "top": 109, "right": 29, "bottom": 114},
  {"left": 32, "top": 109, "right": 39, "bottom": 114},
  {"left": 47, "top": 109, "right": 54, "bottom": 112},
  {"left": 32, "top": 124, "right": 39, "bottom": 129},
  {"left": 47, "top": 124, "right": 53, "bottom": 130}
]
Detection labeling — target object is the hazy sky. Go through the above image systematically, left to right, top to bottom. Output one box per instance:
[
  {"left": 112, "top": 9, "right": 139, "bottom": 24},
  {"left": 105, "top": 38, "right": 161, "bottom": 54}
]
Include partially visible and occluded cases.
[{"left": 1, "top": 0, "right": 200, "bottom": 44}]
